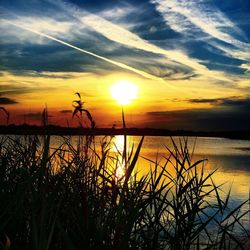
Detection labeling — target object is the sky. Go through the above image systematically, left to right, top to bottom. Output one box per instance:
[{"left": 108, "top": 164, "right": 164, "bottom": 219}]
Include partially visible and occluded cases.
[{"left": 0, "top": 0, "right": 250, "bottom": 130}]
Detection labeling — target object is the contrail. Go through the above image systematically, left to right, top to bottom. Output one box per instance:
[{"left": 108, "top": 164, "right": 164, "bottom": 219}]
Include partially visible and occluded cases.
[{"left": 4, "top": 20, "right": 163, "bottom": 81}]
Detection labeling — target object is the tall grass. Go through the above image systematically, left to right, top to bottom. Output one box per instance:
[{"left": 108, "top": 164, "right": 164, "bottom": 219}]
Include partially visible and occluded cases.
[{"left": 0, "top": 102, "right": 249, "bottom": 249}]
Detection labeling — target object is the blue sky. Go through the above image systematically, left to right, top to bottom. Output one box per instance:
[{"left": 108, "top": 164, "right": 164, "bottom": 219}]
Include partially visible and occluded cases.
[{"left": 0, "top": 0, "right": 250, "bottom": 130}]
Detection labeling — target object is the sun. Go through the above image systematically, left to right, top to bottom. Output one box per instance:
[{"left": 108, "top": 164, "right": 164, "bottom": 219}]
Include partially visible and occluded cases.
[{"left": 111, "top": 80, "right": 138, "bottom": 105}]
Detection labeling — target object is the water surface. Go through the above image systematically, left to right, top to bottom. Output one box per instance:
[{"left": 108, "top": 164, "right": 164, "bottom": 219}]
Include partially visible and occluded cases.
[{"left": 54, "top": 135, "right": 249, "bottom": 203}]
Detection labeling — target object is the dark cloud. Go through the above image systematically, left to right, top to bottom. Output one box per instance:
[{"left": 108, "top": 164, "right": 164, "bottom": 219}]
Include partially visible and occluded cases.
[
  {"left": 0, "top": 42, "right": 135, "bottom": 75},
  {"left": 162, "top": 71, "right": 196, "bottom": 80},
  {"left": 0, "top": 82, "right": 59, "bottom": 95},
  {"left": 0, "top": 84, "right": 33, "bottom": 95},
  {"left": 188, "top": 96, "right": 250, "bottom": 109},
  {"left": 0, "top": 97, "right": 18, "bottom": 105},
  {"left": 188, "top": 98, "right": 230, "bottom": 104},
  {"left": 220, "top": 98, "right": 250, "bottom": 108},
  {"left": 146, "top": 107, "right": 250, "bottom": 131},
  {"left": 60, "top": 110, "right": 72, "bottom": 113}
]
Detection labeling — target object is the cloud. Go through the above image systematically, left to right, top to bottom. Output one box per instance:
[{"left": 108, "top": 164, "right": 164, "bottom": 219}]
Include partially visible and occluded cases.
[
  {"left": 1, "top": 0, "right": 248, "bottom": 89},
  {"left": 1, "top": 0, "right": 244, "bottom": 85},
  {"left": 50, "top": 0, "right": 233, "bottom": 82},
  {"left": 151, "top": 0, "right": 250, "bottom": 61},
  {"left": 99, "top": 5, "right": 133, "bottom": 21},
  {"left": 0, "top": 16, "right": 76, "bottom": 45},
  {"left": 2, "top": 19, "right": 163, "bottom": 81},
  {"left": 210, "top": 42, "right": 250, "bottom": 61},
  {"left": 240, "top": 63, "right": 250, "bottom": 73},
  {"left": 9, "top": 71, "right": 79, "bottom": 79},
  {"left": 0, "top": 79, "right": 58, "bottom": 95},
  {"left": 147, "top": 96, "right": 250, "bottom": 130},
  {"left": 187, "top": 96, "right": 250, "bottom": 109},
  {"left": 187, "top": 96, "right": 239, "bottom": 104},
  {"left": 0, "top": 97, "right": 18, "bottom": 104},
  {"left": 188, "top": 98, "right": 229, "bottom": 104},
  {"left": 218, "top": 98, "right": 250, "bottom": 109},
  {"left": 146, "top": 106, "right": 250, "bottom": 131}
]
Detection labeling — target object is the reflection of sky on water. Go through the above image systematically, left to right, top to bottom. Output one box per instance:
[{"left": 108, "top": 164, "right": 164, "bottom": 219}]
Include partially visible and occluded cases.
[
  {"left": 52, "top": 135, "right": 250, "bottom": 228},
  {"left": 101, "top": 135, "right": 249, "bottom": 199},
  {"left": 43, "top": 136, "right": 250, "bottom": 186},
  {"left": 53, "top": 136, "right": 249, "bottom": 200},
  {"left": 116, "top": 136, "right": 250, "bottom": 229},
  {"left": 121, "top": 136, "right": 249, "bottom": 230},
  {"left": 136, "top": 136, "right": 250, "bottom": 156},
  {"left": 135, "top": 137, "right": 249, "bottom": 198}
]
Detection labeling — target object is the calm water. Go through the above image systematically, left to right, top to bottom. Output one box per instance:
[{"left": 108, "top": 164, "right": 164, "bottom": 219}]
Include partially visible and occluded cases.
[
  {"left": 54, "top": 135, "right": 250, "bottom": 203},
  {"left": 108, "top": 136, "right": 250, "bottom": 227},
  {"left": 116, "top": 136, "right": 250, "bottom": 201}
]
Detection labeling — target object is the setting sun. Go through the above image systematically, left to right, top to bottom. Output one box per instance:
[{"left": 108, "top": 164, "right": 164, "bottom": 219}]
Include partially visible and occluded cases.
[{"left": 111, "top": 80, "right": 138, "bottom": 105}]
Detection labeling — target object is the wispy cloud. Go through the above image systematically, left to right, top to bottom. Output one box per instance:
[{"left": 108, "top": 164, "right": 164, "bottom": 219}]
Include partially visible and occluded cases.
[
  {"left": 1, "top": 0, "right": 248, "bottom": 87},
  {"left": 50, "top": 0, "right": 233, "bottom": 82},
  {"left": 151, "top": 0, "right": 250, "bottom": 61},
  {"left": 81, "top": 14, "right": 208, "bottom": 71},
  {"left": 0, "top": 16, "right": 76, "bottom": 44},
  {"left": 13, "top": 17, "right": 73, "bottom": 35},
  {"left": 2, "top": 19, "right": 162, "bottom": 81},
  {"left": 210, "top": 42, "right": 250, "bottom": 61},
  {"left": 240, "top": 63, "right": 250, "bottom": 73},
  {"left": 0, "top": 72, "right": 62, "bottom": 95},
  {"left": 167, "top": 96, "right": 250, "bottom": 109},
  {"left": 187, "top": 96, "right": 250, "bottom": 107}
]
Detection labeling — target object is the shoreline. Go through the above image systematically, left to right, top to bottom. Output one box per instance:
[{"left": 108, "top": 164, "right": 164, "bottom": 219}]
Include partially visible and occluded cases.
[{"left": 0, "top": 125, "right": 250, "bottom": 140}]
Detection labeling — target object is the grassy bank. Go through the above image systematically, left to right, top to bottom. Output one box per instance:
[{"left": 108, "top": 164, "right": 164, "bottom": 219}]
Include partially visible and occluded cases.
[{"left": 0, "top": 133, "right": 249, "bottom": 250}]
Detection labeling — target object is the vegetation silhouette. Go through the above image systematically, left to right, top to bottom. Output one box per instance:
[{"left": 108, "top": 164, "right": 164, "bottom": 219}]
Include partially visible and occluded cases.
[{"left": 0, "top": 107, "right": 9, "bottom": 125}]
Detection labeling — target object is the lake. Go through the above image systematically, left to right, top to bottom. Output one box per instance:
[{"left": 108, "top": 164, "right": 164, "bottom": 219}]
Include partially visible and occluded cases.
[
  {"left": 3, "top": 134, "right": 250, "bottom": 205},
  {"left": 54, "top": 135, "right": 250, "bottom": 202},
  {"left": 105, "top": 135, "right": 250, "bottom": 228},
  {"left": 130, "top": 136, "right": 249, "bottom": 197}
]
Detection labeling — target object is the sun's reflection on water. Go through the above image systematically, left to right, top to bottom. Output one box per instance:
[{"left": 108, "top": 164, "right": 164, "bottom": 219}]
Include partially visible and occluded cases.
[{"left": 52, "top": 135, "right": 250, "bottom": 225}]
